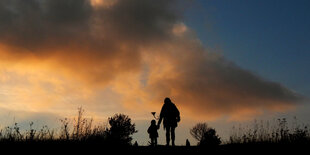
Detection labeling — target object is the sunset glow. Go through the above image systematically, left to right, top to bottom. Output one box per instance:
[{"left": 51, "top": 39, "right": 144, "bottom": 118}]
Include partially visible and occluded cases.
[{"left": 0, "top": 0, "right": 309, "bottom": 145}]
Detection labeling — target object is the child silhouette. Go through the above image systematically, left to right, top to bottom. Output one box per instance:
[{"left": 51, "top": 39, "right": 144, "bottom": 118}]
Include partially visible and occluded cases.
[{"left": 147, "top": 120, "right": 158, "bottom": 146}]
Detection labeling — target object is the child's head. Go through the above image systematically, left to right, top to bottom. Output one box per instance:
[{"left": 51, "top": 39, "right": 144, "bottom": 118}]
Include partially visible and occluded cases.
[{"left": 151, "top": 120, "right": 156, "bottom": 125}]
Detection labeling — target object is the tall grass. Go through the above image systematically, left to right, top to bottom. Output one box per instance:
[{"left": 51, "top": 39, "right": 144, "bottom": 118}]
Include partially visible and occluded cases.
[
  {"left": 0, "top": 107, "right": 107, "bottom": 143},
  {"left": 229, "top": 118, "right": 310, "bottom": 144}
]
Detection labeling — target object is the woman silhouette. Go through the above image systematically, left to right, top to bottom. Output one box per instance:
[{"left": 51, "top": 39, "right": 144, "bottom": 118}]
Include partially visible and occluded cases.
[{"left": 157, "top": 97, "right": 180, "bottom": 146}]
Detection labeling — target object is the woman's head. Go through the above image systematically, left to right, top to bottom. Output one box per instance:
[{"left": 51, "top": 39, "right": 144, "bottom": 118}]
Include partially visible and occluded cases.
[{"left": 164, "top": 97, "right": 171, "bottom": 104}]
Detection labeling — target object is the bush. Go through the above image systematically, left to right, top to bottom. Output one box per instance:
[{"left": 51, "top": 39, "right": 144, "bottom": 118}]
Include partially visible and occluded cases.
[
  {"left": 105, "top": 114, "right": 137, "bottom": 145},
  {"left": 190, "top": 123, "right": 221, "bottom": 146}
]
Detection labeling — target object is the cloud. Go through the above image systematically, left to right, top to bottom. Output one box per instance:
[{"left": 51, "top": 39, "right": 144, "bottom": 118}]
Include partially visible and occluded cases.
[
  {"left": 0, "top": 0, "right": 304, "bottom": 121},
  {"left": 124, "top": 37, "right": 303, "bottom": 120}
]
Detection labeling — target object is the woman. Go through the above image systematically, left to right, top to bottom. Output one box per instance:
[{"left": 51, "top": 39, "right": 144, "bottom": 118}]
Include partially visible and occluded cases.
[{"left": 157, "top": 97, "right": 180, "bottom": 146}]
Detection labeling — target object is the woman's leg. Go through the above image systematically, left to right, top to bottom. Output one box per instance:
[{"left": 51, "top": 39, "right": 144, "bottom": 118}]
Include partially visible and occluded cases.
[
  {"left": 166, "top": 126, "right": 171, "bottom": 146},
  {"left": 171, "top": 127, "right": 175, "bottom": 146}
]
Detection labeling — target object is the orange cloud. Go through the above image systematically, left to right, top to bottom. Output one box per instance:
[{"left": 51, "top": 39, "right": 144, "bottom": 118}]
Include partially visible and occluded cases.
[{"left": 0, "top": 0, "right": 304, "bottom": 121}]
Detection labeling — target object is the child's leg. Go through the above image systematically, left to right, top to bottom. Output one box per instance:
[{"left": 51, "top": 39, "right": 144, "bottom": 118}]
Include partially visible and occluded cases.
[{"left": 155, "top": 138, "right": 157, "bottom": 146}]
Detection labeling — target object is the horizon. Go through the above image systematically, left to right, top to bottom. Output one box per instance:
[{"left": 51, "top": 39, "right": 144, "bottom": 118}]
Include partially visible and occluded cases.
[{"left": 0, "top": 0, "right": 309, "bottom": 146}]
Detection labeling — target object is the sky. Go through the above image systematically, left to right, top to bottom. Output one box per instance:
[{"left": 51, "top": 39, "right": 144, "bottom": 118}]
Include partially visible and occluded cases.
[{"left": 0, "top": 0, "right": 309, "bottom": 145}]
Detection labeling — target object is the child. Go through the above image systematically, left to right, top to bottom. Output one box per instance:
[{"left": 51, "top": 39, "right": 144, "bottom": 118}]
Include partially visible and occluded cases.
[{"left": 147, "top": 120, "right": 158, "bottom": 146}]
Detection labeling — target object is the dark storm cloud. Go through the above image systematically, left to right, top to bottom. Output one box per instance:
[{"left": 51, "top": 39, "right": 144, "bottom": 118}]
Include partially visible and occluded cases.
[
  {"left": 0, "top": 0, "right": 180, "bottom": 84},
  {"left": 0, "top": 0, "right": 179, "bottom": 50},
  {"left": 0, "top": 0, "right": 92, "bottom": 49},
  {"left": 96, "top": 0, "right": 180, "bottom": 43}
]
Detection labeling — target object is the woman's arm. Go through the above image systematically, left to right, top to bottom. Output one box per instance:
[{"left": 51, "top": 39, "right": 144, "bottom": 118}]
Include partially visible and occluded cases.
[{"left": 157, "top": 104, "right": 165, "bottom": 128}]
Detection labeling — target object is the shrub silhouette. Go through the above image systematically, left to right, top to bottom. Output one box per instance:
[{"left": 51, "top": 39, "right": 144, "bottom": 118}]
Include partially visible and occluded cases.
[
  {"left": 105, "top": 113, "right": 137, "bottom": 145},
  {"left": 190, "top": 123, "right": 221, "bottom": 146}
]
